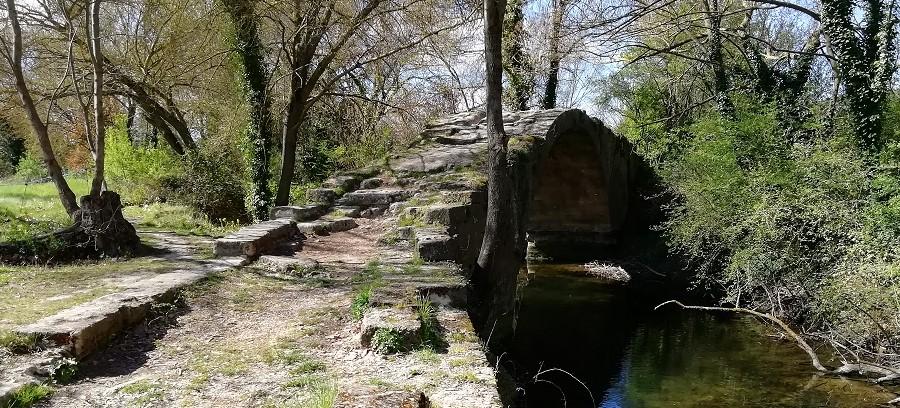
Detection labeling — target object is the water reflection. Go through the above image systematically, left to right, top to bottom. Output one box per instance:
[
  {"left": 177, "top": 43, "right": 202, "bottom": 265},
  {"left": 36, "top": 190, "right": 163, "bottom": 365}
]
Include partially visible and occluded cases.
[{"left": 507, "top": 263, "right": 895, "bottom": 408}]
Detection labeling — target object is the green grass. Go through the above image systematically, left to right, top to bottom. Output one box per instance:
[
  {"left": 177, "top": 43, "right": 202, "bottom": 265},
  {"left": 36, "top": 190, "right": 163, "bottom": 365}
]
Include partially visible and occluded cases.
[
  {"left": 0, "top": 178, "right": 89, "bottom": 242},
  {"left": 0, "top": 179, "right": 239, "bottom": 244},
  {"left": 123, "top": 203, "right": 240, "bottom": 237},
  {"left": 350, "top": 286, "right": 373, "bottom": 321},
  {"left": 371, "top": 328, "right": 405, "bottom": 354},
  {"left": 0, "top": 330, "right": 39, "bottom": 353},
  {"left": 7, "top": 384, "right": 53, "bottom": 407}
]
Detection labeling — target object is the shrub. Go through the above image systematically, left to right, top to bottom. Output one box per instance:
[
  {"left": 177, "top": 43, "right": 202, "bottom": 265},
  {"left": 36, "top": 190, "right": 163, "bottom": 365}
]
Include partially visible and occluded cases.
[
  {"left": 105, "top": 116, "right": 181, "bottom": 204},
  {"left": 165, "top": 145, "right": 250, "bottom": 223},
  {"left": 14, "top": 155, "right": 47, "bottom": 182}
]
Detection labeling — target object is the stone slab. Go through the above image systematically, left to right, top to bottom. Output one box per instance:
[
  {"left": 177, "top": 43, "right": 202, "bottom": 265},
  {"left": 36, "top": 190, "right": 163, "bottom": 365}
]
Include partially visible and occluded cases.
[
  {"left": 323, "top": 175, "right": 361, "bottom": 192},
  {"left": 359, "top": 177, "right": 384, "bottom": 189},
  {"left": 307, "top": 188, "right": 341, "bottom": 204},
  {"left": 338, "top": 188, "right": 411, "bottom": 206},
  {"left": 270, "top": 204, "right": 327, "bottom": 222},
  {"left": 423, "top": 204, "right": 469, "bottom": 226},
  {"left": 324, "top": 217, "right": 358, "bottom": 233},
  {"left": 214, "top": 219, "right": 299, "bottom": 257},
  {"left": 297, "top": 221, "right": 329, "bottom": 235},
  {"left": 415, "top": 230, "right": 458, "bottom": 262},
  {"left": 16, "top": 258, "right": 241, "bottom": 359},
  {"left": 360, "top": 307, "right": 422, "bottom": 353}
]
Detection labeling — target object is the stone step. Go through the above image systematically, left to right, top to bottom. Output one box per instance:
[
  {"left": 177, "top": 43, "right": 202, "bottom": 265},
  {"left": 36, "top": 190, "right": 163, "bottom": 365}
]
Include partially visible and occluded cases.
[
  {"left": 322, "top": 175, "right": 361, "bottom": 192},
  {"left": 359, "top": 177, "right": 384, "bottom": 189},
  {"left": 306, "top": 188, "right": 341, "bottom": 204},
  {"left": 337, "top": 188, "right": 411, "bottom": 207},
  {"left": 270, "top": 204, "right": 327, "bottom": 222},
  {"left": 422, "top": 204, "right": 469, "bottom": 226},
  {"left": 297, "top": 217, "right": 358, "bottom": 235},
  {"left": 214, "top": 219, "right": 300, "bottom": 257},
  {"left": 415, "top": 229, "right": 458, "bottom": 262},
  {"left": 16, "top": 259, "right": 242, "bottom": 359},
  {"left": 360, "top": 307, "right": 422, "bottom": 353}
]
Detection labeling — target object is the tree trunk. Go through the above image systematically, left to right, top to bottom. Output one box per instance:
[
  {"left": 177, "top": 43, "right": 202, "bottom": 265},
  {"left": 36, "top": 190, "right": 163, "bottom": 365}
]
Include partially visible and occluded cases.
[
  {"left": 4, "top": 0, "right": 79, "bottom": 216},
  {"left": 89, "top": 0, "right": 105, "bottom": 197},
  {"left": 224, "top": 0, "right": 274, "bottom": 220},
  {"left": 477, "top": 0, "right": 519, "bottom": 345},
  {"left": 503, "top": 0, "right": 532, "bottom": 111},
  {"left": 542, "top": 0, "right": 566, "bottom": 109},
  {"left": 702, "top": 0, "right": 734, "bottom": 118},
  {"left": 275, "top": 93, "right": 305, "bottom": 206},
  {"left": 124, "top": 98, "right": 137, "bottom": 143}
]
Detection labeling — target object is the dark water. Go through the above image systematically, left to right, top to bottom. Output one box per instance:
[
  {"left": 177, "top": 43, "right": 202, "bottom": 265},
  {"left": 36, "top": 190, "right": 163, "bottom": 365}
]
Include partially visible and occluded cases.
[{"left": 507, "top": 263, "right": 896, "bottom": 408}]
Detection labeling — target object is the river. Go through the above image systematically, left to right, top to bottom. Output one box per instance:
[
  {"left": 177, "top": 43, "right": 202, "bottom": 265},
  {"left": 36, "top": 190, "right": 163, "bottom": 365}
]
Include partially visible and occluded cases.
[{"left": 505, "top": 263, "right": 897, "bottom": 407}]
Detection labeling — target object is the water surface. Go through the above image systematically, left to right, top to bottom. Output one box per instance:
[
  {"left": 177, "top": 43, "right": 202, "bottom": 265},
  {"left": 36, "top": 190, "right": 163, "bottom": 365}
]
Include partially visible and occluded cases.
[{"left": 507, "top": 263, "right": 896, "bottom": 408}]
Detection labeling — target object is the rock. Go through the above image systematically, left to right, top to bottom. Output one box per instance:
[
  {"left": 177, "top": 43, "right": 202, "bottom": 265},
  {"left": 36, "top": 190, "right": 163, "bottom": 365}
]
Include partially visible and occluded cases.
[
  {"left": 389, "top": 143, "right": 487, "bottom": 174},
  {"left": 323, "top": 175, "right": 361, "bottom": 192},
  {"left": 360, "top": 177, "right": 384, "bottom": 189},
  {"left": 307, "top": 188, "right": 340, "bottom": 204},
  {"left": 339, "top": 188, "right": 411, "bottom": 206},
  {"left": 441, "top": 190, "right": 487, "bottom": 205},
  {"left": 388, "top": 202, "right": 405, "bottom": 215},
  {"left": 270, "top": 204, "right": 327, "bottom": 221},
  {"left": 423, "top": 204, "right": 469, "bottom": 226},
  {"left": 333, "top": 205, "right": 363, "bottom": 218},
  {"left": 360, "top": 206, "right": 386, "bottom": 218},
  {"left": 324, "top": 217, "right": 358, "bottom": 233},
  {"left": 214, "top": 219, "right": 300, "bottom": 257},
  {"left": 296, "top": 221, "right": 329, "bottom": 235},
  {"left": 396, "top": 226, "right": 416, "bottom": 240},
  {"left": 415, "top": 230, "right": 458, "bottom": 262},
  {"left": 256, "top": 255, "right": 319, "bottom": 274},
  {"left": 360, "top": 307, "right": 422, "bottom": 353},
  {"left": 336, "top": 391, "right": 430, "bottom": 408}
]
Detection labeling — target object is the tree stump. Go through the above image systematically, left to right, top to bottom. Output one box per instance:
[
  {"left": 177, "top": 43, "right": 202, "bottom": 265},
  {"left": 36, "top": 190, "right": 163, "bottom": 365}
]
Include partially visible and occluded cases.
[{"left": 72, "top": 191, "right": 140, "bottom": 257}]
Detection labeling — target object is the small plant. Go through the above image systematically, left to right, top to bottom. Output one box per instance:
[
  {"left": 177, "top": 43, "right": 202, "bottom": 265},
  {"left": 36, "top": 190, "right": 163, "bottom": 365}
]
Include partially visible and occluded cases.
[
  {"left": 352, "top": 260, "right": 384, "bottom": 285},
  {"left": 351, "top": 286, "right": 373, "bottom": 321},
  {"left": 415, "top": 296, "right": 444, "bottom": 351},
  {"left": 371, "top": 328, "right": 404, "bottom": 354},
  {"left": 0, "top": 331, "right": 39, "bottom": 354},
  {"left": 49, "top": 358, "right": 78, "bottom": 384},
  {"left": 308, "top": 381, "right": 338, "bottom": 408},
  {"left": 8, "top": 384, "right": 53, "bottom": 407}
]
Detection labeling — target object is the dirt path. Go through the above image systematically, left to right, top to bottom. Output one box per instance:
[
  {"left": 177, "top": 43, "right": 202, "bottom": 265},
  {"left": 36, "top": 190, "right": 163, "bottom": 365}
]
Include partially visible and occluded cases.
[{"left": 36, "top": 223, "right": 499, "bottom": 408}]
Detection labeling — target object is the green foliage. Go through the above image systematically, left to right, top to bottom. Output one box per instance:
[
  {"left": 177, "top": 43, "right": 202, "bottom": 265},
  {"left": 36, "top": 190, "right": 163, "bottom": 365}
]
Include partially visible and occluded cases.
[
  {"left": 643, "top": 97, "right": 900, "bottom": 353},
  {"left": 105, "top": 115, "right": 181, "bottom": 204},
  {"left": 0, "top": 118, "right": 25, "bottom": 178},
  {"left": 165, "top": 146, "right": 250, "bottom": 223},
  {"left": 14, "top": 155, "right": 48, "bottom": 182},
  {"left": 350, "top": 286, "right": 372, "bottom": 321},
  {"left": 415, "top": 296, "right": 444, "bottom": 351},
  {"left": 371, "top": 328, "right": 404, "bottom": 354},
  {"left": 0, "top": 331, "right": 39, "bottom": 354},
  {"left": 49, "top": 358, "right": 78, "bottom": 384},
  {"left": 7, "top": 384, "right": 52, "bottom": 407}
]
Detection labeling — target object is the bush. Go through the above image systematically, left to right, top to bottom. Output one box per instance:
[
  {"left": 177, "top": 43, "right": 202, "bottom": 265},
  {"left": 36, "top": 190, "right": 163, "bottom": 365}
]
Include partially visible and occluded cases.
[
  {"left": 642, "top": 98, "right": 900, "bottom": 354},
  {"left": 105, "top": 116, "right": 181, "bottom": 204},
  {"left": 166, "top": 145, "right": 250, "bottom": 223},
  {"left": 14, "top": 155, "right": 48, "bottom": 182}
]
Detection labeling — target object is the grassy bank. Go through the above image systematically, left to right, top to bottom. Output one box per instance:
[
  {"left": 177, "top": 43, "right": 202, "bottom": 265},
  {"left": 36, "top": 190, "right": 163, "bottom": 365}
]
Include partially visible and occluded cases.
[{"left": 0, "top": 178, "right": 240, "bottom": 241}]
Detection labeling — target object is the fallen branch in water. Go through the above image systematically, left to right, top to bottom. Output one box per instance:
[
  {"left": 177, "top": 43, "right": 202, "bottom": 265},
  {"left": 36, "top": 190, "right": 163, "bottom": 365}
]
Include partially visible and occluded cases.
[{"left": 654, "top": 300, "right": 900, "bottom": 381}]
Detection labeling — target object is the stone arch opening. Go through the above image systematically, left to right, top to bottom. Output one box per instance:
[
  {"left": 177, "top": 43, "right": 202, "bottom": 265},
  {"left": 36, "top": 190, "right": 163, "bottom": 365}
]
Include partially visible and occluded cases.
[{"left": 524, "top": 110, "right": 635, "bottom": 261}]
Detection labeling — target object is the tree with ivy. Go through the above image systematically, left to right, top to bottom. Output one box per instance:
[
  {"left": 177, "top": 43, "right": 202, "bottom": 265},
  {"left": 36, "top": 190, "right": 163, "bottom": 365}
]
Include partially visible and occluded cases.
[
  {"left": 222, "top": 0, "right": 274, "bottom": 220},
  {"left": 502, "top": 0, "right": 534, "bottom": 111},
  {"left": 821, "top": 0, "right": 897, "bottom": 151}
]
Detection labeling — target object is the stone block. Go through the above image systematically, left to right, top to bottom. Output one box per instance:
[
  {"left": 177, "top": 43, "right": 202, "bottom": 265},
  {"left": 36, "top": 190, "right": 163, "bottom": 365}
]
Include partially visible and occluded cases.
[
  {"left": 323, "top": 175, "right": 361, "bottom": 192},
  {"left": 359, "top": 177, "right": 384, "bottom": 189},
  {"left": 307, "top": 188, "right": 340, "bottom": 204},
  {"left": 339, "top": 188, "right": 411, "bottom": 206},
  {"left": 442, "top": 189, "right": 487, "bottom": 205},
  {"left": 269, "top": 204, "right": 326, "bottom": 221},
  {"left": 423, "top": 204, "right": 469, "bottom": 226},
  {"left": 333, "top": 205, "right": 363, "bottom": 218},
  {"left": 359, "top": 206, "right": 386, "bottom": 218},
  {"left": 325, "top": 217, "right": 358, "bottom": 233},
  {"left": 214, "top": 219, "right": 299, "bottom": 257},
  {"left": 297, "top": 221, "right": 329, "bottom": 235},
  {"left": 415, "top": 230, "right": 458, "bottom": 262},
  {"left": 256, "top": 255, "right": 319, "bottom": 274},
  {"left": 360, "top": 307, "right": 422, "bottom": 353}
]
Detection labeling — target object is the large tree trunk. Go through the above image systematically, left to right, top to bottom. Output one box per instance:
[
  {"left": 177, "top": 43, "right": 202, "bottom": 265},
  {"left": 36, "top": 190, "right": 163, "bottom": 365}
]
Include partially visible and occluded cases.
[
  {"left": 5, "top": 0, "right": 79, "bottom": 216},
  {"left": 89, "top": 0, "right": 105, "bottom": 197},
  {"left": 224, "top": 0, "right": 274, "bottom": 220},
  {"left": 476, "top": 0, "right": 519, "bottom": 345},
  {"left": 502, "top": 0, "right": 532, "bottom": 111},
  {"left": 542, "top": 0, "right": 567, "bottom": 109},
  {"left": 702, "top": 0, "right": 734, "bottom": 117}
]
